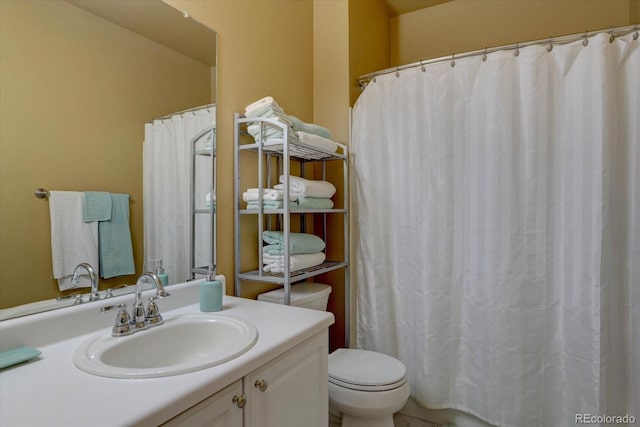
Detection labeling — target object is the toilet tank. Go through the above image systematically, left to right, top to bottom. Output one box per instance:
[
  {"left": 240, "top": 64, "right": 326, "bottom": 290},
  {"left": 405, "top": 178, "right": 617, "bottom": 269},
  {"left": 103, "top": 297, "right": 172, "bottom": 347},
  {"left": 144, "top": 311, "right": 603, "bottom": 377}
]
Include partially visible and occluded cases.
[{"left": 257, "top": 283, "right": 332, "bottom": 311}]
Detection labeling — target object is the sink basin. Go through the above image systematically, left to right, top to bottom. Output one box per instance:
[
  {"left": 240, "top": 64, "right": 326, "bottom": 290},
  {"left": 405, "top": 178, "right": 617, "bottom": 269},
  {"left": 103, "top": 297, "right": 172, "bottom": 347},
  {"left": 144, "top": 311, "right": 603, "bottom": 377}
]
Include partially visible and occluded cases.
[{"left": 73, "top": 313, "right": 258, "bottom": 378}]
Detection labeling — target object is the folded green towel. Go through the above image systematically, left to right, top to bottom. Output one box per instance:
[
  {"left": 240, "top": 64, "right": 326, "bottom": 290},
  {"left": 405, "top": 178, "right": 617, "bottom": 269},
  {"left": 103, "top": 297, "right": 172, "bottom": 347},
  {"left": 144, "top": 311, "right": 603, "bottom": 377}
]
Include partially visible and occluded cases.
[
  {"left": 289, "top": 115, "right": 332, "bottom": 139},
  {"left": 83, "top": 191, "right": 112, "bottom": 222},
  {"left": 99, "top": 193, "right": 135, "bottom": 278},
  {"left": 296, "top": 197, "right": 334, "bottom": 209},
  {"left": 246, "top": 200, "right": 297, "bottom": 209},
  {"left": 262, "top": 230, "right": 325, "bottom": 255}
]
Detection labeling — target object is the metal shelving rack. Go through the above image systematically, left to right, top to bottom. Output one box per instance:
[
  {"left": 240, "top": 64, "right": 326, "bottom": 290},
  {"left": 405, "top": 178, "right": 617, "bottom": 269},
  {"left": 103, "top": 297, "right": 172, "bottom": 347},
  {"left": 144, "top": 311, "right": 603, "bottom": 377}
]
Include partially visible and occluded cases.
[
  {"left": 234, "top": 113, "right": 349, "bottom": 342},
  {"left": 190, "top": 125, "right": 216, "bottom": 278}
]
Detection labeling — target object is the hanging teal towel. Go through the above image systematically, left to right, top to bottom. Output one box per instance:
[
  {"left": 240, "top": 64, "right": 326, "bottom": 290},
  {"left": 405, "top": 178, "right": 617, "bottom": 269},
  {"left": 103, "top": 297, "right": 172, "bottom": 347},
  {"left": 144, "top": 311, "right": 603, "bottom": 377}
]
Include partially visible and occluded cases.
[
  {"left": 83, "top": 191, "right": 112, "bottom": 222},
  {"left": 99, "top": 193, "right": 135, "bottom": 278}
]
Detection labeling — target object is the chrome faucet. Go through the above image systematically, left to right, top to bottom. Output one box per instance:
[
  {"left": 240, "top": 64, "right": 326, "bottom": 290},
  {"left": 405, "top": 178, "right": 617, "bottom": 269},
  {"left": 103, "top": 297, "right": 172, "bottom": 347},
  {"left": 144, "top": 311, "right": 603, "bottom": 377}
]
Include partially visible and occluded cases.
[
  {"left": 71, "top": 262, "right": 100, "bottom": 302},
  {"left": 102, "top": 272, "right": 171, "bottom": 337},
  {"left": 131, "top": 272, "right": 170, "bottom": 332}
]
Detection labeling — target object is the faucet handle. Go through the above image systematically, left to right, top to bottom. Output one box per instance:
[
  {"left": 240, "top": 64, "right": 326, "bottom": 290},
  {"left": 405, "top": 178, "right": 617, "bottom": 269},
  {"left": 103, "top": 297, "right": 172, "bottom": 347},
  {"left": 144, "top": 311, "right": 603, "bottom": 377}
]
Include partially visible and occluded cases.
[
  {"left": 145, "top": 296, "right": 164, "bottom": 327},
  {"left": 101, "top": 304, "right": 133, "bottom": 337}
]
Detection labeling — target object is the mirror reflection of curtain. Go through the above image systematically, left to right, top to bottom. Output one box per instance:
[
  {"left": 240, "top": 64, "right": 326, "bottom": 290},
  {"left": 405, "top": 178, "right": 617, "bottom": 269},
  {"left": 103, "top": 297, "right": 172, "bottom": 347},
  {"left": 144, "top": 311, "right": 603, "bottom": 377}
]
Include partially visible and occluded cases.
[
  {"left": 353, "top": 31, "right": 638, "bottom": 426},
  {"left": 143, "top": 107, "right": 215, "bottom": 283}
]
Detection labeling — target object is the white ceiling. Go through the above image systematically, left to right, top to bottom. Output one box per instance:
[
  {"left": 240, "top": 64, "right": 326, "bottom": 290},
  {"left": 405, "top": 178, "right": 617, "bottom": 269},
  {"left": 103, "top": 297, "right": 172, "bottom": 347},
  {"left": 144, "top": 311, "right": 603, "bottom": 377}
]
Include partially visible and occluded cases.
[{"left": 384, "top": 0, "right": 453, "bottom": 16}]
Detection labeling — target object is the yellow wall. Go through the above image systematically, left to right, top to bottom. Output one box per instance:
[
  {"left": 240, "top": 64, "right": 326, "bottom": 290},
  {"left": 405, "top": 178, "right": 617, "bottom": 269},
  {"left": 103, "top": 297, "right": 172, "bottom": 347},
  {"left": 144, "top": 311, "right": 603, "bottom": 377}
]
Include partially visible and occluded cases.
[
  {"left": 0, "top": 0, "right": 211, "bottom": 308},
  {"left": 164, "top": 0, "right": 314, "bottom": 299},
  {"left": 312, "top": 0, "right": 350, "bottom": 349},
  {"left": 349, "top": 0, "right": 391, "bottom": 105},
  {"left": 391, "top": 0, "right": 632, "bottom": 65},
  {"left": 632, "top": 0, "right": 640, "bottom": 22}
]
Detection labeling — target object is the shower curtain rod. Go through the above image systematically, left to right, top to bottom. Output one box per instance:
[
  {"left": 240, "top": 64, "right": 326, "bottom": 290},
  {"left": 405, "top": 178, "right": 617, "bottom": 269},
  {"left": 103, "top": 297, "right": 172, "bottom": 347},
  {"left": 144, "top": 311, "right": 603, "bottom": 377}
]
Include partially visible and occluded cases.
[
  {"left": 358, "top": 24, "right": 639, "bottom": 88},
  {"left": 147, "top": 102, "right": 216, "bottom": 123}
]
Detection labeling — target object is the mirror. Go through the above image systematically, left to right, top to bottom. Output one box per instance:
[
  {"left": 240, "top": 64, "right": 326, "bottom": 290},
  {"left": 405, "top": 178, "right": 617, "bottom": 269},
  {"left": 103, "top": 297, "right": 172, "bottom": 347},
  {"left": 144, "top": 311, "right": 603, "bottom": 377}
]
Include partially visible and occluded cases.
[{"left": 0, "top": 0, "right": 217, "bottom": 319}]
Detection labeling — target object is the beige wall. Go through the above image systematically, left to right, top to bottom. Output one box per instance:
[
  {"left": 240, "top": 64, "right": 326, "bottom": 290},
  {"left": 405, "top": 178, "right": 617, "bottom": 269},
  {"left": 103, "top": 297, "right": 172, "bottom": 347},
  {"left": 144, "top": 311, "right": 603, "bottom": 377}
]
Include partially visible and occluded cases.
[
  {"left": 0, "top": 0, "right": 211, "bottom": 308},
  {"left": 164, "top": 0, "right": 314, "bottom": 298},
  {"left": 313, "top": 0, "right": 350, "bottom": 349},
  {"left": 349, "top": 0, "right": 390, "bottom": 106},
  {"left": 391, "top": 0, "right": 632, "bottom": 65},
  {"left": 632, "top": 0, "right": 640, "bottom": 22}
]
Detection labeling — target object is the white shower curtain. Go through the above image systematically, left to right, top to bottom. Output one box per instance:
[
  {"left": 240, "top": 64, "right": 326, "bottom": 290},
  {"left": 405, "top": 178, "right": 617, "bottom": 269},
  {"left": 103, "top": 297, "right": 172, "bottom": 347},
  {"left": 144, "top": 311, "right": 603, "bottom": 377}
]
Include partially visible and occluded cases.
[
  {"left": 352, "top": 32, "right": 638, "bottom": 427},
  {"left": 143, "top": 106, "right": 215, "bottom": 284}
]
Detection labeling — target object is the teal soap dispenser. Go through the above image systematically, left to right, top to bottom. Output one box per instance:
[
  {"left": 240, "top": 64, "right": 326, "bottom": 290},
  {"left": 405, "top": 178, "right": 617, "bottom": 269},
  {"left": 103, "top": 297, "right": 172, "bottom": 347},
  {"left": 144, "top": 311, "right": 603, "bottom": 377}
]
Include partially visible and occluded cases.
[
  {"left": 155, "top": 259, "right": 169, "bottom": 288},
  {"left": 200, "top": 265, "right": 223, "bottom": 312}
]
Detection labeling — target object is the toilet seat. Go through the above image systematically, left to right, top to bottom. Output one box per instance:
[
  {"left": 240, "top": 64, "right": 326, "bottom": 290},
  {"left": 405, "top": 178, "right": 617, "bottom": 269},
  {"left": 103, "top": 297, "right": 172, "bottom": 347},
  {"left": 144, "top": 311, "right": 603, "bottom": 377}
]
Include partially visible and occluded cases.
[{"left": 328, "top": 349, "right": 407, "bottom": 392}]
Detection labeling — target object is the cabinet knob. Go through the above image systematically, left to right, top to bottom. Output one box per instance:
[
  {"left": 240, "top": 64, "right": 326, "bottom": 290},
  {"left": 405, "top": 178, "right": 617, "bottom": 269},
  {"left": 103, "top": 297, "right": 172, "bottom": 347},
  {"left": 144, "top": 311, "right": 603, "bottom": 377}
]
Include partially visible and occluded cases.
[
  {"left": 254, "top": 379, "right": 268, "bottom": 392},
  {"left": 232, "top": 394, "right": 246, "bottom": 408}
]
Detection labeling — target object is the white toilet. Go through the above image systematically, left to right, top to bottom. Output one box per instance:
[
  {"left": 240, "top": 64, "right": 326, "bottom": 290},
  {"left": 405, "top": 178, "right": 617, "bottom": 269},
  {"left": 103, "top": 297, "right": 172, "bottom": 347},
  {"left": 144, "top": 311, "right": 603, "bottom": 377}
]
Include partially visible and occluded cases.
[
  {"left": 258, "top": 284, "right": 410, "bottom": 427},
  {"left": 328, "top": 348, "right": 410, "bottom": 427}
]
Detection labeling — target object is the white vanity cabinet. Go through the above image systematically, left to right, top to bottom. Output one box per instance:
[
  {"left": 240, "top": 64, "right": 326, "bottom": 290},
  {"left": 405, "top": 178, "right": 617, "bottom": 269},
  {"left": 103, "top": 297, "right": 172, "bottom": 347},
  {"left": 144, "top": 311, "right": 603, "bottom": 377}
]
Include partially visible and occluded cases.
[
  {"left": 163, "top": 330, "right": 328, "bottom": 427},
  {"left": 244, "top": 331, "right": 328, "bottom": 427},
  {"left": 162, "top": 380, "right": 244, "bottom": 427}
]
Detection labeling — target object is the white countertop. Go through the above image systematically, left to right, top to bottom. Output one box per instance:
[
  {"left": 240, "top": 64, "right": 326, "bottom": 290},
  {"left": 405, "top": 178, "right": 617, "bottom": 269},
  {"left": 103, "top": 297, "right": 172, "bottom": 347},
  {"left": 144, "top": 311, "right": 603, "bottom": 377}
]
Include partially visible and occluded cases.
[{"left": 0, "top": 280, "right": 334, "bottom": 427}]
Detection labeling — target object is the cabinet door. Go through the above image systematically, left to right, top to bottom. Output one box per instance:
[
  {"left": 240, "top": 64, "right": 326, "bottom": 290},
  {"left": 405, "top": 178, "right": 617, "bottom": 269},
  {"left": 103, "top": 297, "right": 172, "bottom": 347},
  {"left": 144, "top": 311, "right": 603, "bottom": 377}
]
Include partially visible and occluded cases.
[
  {"left": 244, "top": 331, "right": 329, "bottom": 427},
  {"left": 161, "top": 380, "right": 243, "bottom": 427}
]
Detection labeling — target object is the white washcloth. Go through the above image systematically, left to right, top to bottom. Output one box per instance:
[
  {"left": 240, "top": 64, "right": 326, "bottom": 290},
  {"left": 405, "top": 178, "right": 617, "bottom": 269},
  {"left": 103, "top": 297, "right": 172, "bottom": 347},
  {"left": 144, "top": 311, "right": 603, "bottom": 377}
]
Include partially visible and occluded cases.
[
  {"left": 295, "top": 131, "right": 338, "bottom": 154},
  {"left": 277, "top": 175, "right": 336, "bottom": 198},
  {"left": 49, "top": 191, "right": 99, "bottom": 291},
  {"left": 263, "top": 252, "right": 326, "bottom": 273}
]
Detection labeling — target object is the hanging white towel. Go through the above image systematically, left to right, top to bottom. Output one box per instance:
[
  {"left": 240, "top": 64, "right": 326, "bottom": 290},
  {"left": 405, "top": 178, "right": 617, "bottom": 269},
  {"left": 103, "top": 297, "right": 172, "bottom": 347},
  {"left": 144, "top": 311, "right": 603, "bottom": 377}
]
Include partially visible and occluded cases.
[{"left": 49, "top": 191, "right": 99, "bottom": 291}]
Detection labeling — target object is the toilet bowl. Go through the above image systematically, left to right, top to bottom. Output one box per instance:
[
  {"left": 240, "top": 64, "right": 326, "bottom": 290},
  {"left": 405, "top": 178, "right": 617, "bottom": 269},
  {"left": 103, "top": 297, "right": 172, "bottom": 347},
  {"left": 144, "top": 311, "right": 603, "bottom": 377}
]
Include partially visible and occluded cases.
[
  {"left": 257, "top": 285, "right": 410, "bottom": 426},
  {"left": 328, "top": 349, "right": 410, "bottom": 427}
]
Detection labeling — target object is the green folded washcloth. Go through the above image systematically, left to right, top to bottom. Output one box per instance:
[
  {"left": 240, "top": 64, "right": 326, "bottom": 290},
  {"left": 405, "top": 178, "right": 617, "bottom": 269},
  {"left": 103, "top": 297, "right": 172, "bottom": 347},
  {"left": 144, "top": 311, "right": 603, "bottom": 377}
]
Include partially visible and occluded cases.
[
  {"left": 246, "top": 200, "right": 297, "bottom": 209},
  {"left": 0, "top": 346, "right": 41, "bottom": 369}
]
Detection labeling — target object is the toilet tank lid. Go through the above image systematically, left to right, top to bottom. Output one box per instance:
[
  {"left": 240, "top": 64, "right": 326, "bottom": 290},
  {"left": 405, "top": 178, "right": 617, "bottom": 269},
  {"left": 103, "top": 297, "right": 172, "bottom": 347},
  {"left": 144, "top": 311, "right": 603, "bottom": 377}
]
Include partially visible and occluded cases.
[
  {"left": 257, "top": 283, "right": 331, "bottom": 305},
  {"left": 328, "top": 349, "right": 406, "bottom": 386}
]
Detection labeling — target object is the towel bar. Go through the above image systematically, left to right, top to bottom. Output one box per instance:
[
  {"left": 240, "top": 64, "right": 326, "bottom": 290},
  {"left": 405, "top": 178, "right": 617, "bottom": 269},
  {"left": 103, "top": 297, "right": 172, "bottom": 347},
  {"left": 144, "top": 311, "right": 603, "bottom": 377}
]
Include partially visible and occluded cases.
[{"left": 35, "top": 188, "right": 131, "bottom": 200}]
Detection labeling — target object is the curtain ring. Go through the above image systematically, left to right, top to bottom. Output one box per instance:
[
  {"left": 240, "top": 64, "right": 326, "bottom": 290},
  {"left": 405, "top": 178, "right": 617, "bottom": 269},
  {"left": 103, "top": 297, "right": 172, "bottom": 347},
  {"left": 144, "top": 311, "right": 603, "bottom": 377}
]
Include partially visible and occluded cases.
[
  {"left": 634, "top": 25, "right": 639, "bottom": 40},
  {"left": 609, "top": 27, "right": 615, "bottom": 43},
  {"left": 582, "top": 31, "right": 589, "bottom": 46},
  {"left": 546, "top": 38, "right": 553, "bottom": 52},
  {"left": 514, "top": 42, "right": 520, "bottom": 57},
  {"left": 481, "top": 47, "right": 488, "bottom": 62},
  {"left": 450, "top": 53, "right": 455, "bottom": 68},
  {"left": 420, "top": 60, "right": 426, "bottom": 72},
  {"left": 395, "top": 67, "right": 400, "bottom": 78},
  {"left": 372, "top": 73, "right": 377, "bottom": 83}
]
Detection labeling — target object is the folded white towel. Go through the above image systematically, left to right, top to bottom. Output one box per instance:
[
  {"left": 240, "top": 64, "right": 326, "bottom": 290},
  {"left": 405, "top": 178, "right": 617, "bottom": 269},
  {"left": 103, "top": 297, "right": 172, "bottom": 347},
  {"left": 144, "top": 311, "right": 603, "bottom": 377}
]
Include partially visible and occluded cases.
[
  {"left": 245, "top": 96, "right": 282, "bottom": 115},
  {"left": 295, "top": 131, "right": 338, "bottom": 154},
  {"left": 277, "top": 175, "right": 336, "bottom": 198},
  {"left": 243, "top": 188, "right": 297, "bottom": 202},
  {"left": 49, "top": 191, "right": 99, "bottom": 291},
  {"left": 263, "top": 252, "right": 326, "bottom": 273}
]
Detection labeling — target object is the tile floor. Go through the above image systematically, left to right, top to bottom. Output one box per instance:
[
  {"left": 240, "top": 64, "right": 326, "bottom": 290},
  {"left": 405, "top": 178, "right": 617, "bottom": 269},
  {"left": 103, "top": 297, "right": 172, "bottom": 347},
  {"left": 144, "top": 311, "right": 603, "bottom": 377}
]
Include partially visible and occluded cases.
[{"left": 330, "top": 413, "right": 441, "bottom": 427}]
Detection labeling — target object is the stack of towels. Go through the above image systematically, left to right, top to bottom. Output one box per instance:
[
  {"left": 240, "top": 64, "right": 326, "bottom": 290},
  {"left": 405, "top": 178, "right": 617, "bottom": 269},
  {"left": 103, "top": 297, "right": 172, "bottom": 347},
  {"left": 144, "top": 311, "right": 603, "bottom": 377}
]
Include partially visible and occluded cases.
[
  {"left": 244, "top": 96, "right": 339, "bottom": 158},
  {"left": 243, "top": 175, "right": 337, "bottom": 210},
  {"left": 275, "top": 175, "right": 336, "bottom": 209},
  {"left": 242, "top": 188, "right": 297, "bottom": 210},
  {"left": 262, "top": 230, "right": 326, "bottom": 273}
]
